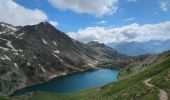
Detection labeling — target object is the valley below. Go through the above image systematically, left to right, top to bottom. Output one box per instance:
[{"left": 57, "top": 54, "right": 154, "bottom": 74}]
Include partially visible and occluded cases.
[
  {"left": 0, "top": 22, "right": 169, "bottom": 100},
  {"left": 8, "top": 51, "right": 170, "bottom": 100}
]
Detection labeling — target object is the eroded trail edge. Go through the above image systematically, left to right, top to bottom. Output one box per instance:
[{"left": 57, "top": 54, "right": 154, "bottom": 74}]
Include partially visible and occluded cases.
[{"left": 143, "top": 78, "right": 168, "bottom": 100}]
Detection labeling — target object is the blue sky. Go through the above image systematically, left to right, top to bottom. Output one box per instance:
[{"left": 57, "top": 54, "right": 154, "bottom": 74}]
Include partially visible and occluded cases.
[
  {"left": 0, "top": 0, "right": 170, "bottom": 43},
  {"left": 13, "top": 0, "right": 170, "bottom": 32}
]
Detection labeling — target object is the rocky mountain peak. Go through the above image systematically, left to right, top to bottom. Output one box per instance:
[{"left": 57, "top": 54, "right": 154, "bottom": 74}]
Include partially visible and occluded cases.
[
  {"left": 19, "top": 21, "right": 64, "bottom": 36},
  {"left": 21, "top": 21, "right": 54, "bottom": 30},
  {"left": 37, "top": 21, "right": 53, "bottom": 28},
  {"left": 86, "top": 41, "right": 105, "bottom": 47}
]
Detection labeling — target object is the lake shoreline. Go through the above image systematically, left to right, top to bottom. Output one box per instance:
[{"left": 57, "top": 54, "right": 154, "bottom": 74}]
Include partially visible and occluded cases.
[
  {"left": 9, "top": 67, "right": 99, "bottom": 96},
  {"left": 10, "top": 68, "right": 118, "bottom": 96}
]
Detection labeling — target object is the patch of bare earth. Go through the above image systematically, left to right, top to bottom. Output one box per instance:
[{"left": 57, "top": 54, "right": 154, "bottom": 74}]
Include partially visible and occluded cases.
[{"left": 143, "top": 78, "right": 168, "bottom": 100}]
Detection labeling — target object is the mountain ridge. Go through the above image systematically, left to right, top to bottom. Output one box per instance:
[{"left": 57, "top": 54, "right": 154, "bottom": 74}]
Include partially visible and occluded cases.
[
  {"left": 0, "top": 22, "right": 125, "bottom": 95},
  {"left": 109, "top": 40, "right": 170, "bottom": 56}
]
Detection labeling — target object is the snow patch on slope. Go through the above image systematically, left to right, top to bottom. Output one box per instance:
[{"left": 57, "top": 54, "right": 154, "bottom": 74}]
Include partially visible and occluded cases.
[
  {"left": 0, "top": 23, "right": 18, "bottom": 31},
  {"left": 0, "top": 31, "right": 7, "bottom": 34},
  {"left": 16, "top": 33, "right": 25, "bottom": 39},
  {"left": 18, "top": 33, "right": 24, "bottom": 36},
  {"left": 0, "top": 38, "right": 17, "bottom": 51},
  {"left": 42, "top": 38, "right": 48, "bottom": 44},
  {"left": 53, "top": 41, "right": 57, "bottom": 46},
  {"left": 0, "top": 46, "right": 9, "bottom": 51},
  {"left": 54, "top": 50, "right": 60, "bottom": 54},
  {"left": 13, "top": 52, "right": 19, "bottom": 55},
  {"left": 52, "top": 53, "right": 63, "bottom": 62},
  {"left": 52, "top": 53, "right": 59, "bottom": 59},
  {"left": 0, "top": 55, "right": 11, "bottom": 61},
  {"left": 4, "top": 55, "right": 11, "bottom": 61},
  {"left": 33, "top": 56, "right": 37, "bottom": 59},
  {"left": 0, "top": 57, "right": 5, "bottom": 60},
  {"left": 27, "top": 62, "right": 31, "bottom": 66},
  {"left": 14, "top": 63, "right": 19, "bottom": 69},
  {"left": 39, "top": 64, "right": 46, "bottom": 73}
]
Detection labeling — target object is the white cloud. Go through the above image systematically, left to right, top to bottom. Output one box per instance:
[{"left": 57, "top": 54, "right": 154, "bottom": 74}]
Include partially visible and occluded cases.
[
  {"left": 0, "top": 0, "right": 50, "bottom": 26},
  {"left": 48, "top": 0, "right": 118, "bottom": 16},
  {"left": 126, "top": 0, "right": 138, "bottom": 2},
  {"left": 159, "top": 0, "right": 170, "bottom": 12},
  {"left": 124, "top": 17, "right": 135, "bottom": 21},
  {"left": 97, "top": 20, "right": 107, "bottom": 24},
  {"left": 49, "top": 21, "right": 58, "bottom": 27},
  {"left": 68, "top": 21, "right": 170, "bottom": 44}
]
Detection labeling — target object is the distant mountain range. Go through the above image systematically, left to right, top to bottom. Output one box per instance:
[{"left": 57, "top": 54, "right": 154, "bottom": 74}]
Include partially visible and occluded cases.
[
  {"left": 0, "top": 22, "right": 124, "bottom": 95},
  {"left": 109, "top": 40, "right": 170, "bottom": 56}
]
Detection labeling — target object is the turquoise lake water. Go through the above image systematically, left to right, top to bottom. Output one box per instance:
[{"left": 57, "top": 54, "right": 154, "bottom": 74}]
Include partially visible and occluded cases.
[{"left": 12, "top": 69, "right": 118, "bottom": 96}]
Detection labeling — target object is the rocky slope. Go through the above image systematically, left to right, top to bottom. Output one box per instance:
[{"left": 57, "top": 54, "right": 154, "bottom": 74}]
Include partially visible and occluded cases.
[
  {"left": 0, "top": 22, "right": 124, "bottom": 95},
  {"left": 87, "top": 41, "right": 125, "bottom": 62},
  {"left": 9, "top": 50, "right": 170, "bottom": 100}
]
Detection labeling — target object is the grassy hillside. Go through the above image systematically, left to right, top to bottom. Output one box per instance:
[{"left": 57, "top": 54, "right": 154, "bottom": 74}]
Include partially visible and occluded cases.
[{"left": 3, "top": 56, "right": 170, "bottom": 100}]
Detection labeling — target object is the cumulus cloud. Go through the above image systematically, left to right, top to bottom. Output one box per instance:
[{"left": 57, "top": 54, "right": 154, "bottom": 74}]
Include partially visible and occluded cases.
[
  {"left": 0, "top": 0, "right": 58, "bottom": 26},
  {"left": 48, "top": 0, "right": 118, "bottom": 16},
  {"left": 126, "top": 0, "right": 138, "bottom": 2},
  {"left": 159, "top": 0, "right": 170, "bottom": 12},
  {"left": 124, "top": 17, "right": 135, "bottom": 21},
  {"left": 97, "top": 20, "right": 107, "bottom": 24},
  {"left": 49, "top": 21, "right": 58, "bottom": 27},
  {"left": 68, "top": 21, "right": 170, "bottom": 44}
]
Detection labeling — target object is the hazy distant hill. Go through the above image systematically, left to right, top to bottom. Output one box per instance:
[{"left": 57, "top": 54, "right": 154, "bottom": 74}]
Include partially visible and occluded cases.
[{"left": 109, "top": 40, "right": 170, "bottom": 56}]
